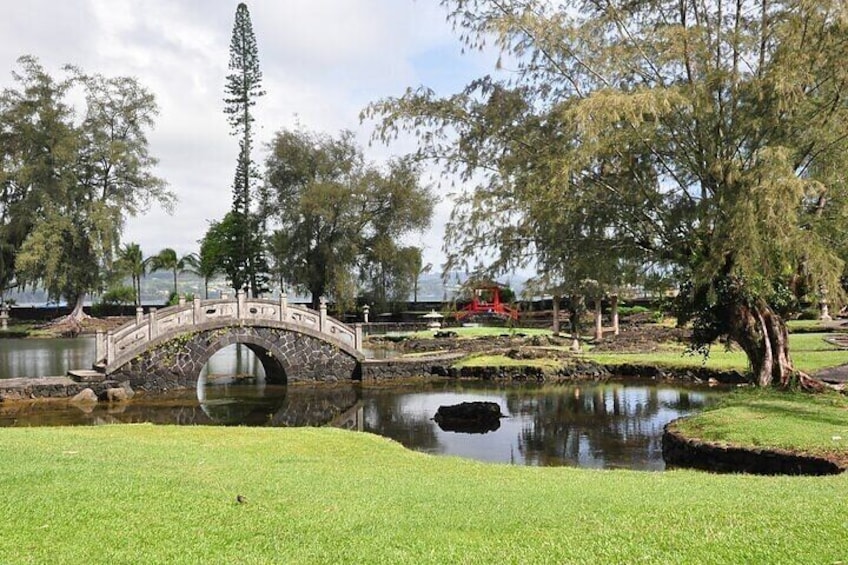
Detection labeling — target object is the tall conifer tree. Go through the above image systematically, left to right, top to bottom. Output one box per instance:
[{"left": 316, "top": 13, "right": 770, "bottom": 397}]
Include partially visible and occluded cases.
[{"left": 223, "top": 2, "right": 267, "bottom": 295}]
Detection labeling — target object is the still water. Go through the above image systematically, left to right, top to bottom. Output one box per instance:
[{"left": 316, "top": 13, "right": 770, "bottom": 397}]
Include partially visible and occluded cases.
[
  {"left": 0, "top": 337, "right": 94, "bottom": 379},
  {"left": 0, "top": 341, "right": 722, "bottom": 470}
]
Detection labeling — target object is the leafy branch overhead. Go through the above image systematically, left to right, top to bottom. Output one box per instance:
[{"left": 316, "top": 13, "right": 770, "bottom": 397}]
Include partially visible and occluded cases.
[
  {"left": 366, "top": 0, "right": 848, "bottom": 387},
  {"left": 0, "top": 56, "right": 172, "bottom": 321}
]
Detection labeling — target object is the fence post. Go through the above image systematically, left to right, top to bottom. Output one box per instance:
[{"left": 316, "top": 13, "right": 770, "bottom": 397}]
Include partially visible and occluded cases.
[{"left": 319, "top": 297, "right": 327, "bottom": 332}]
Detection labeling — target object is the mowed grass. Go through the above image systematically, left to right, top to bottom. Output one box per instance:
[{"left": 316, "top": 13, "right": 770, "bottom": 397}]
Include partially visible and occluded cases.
[
  {"left": 584, "top": 332, "right": 848, "bottom": 374},
  {"left": 671, "top": 388, "right": 848, "bottom": 460},
  {"left": 1, "top": 425, "right": 847, "bottom": 564}
]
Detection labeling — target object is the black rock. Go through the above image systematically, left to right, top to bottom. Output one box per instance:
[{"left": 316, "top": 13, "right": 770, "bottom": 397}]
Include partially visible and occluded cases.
[{"left": 434, "top": 401, "right": 504, "bottom": 434}]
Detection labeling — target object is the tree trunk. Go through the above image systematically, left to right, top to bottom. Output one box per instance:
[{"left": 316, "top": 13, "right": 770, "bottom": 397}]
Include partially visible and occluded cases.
[
  {"left": 67, "top": 293, "right": 87, "bottom": 322},
  {"left": 552, "top": 294, "right": 561, "bottom": 337},
  {"left": 593, "top": 296, "right": 603, "bottom": 341},
  {"left": 727, "top": 298, "right": 823, "bottom": 390}
]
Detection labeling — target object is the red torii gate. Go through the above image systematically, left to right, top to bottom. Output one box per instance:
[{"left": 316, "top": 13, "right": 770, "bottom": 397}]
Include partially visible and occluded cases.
[{"left": 455, "top": 283, "right": 519, "bottom": 320}]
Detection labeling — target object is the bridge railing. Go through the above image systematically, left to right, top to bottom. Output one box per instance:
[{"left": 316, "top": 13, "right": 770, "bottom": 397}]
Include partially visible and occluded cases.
[{"left": 98, "top": 292, "right": 362, "bottom": 366}]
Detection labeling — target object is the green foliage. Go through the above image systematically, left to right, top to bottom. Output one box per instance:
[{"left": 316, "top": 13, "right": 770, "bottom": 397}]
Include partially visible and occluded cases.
[
  {"left": 367, "top": 1, "right": 848, "bottom": 384},
  {"left": 0, "top": 56, "right": 171, "bottom": 317},
  {"left": 264, "top": 127, "right": 432, "bottom": 309},
  {"left": 200, "top": 211, "right": 268, "bottom": 295},
  {"left": 115, "top": 242, "right": 146, "bottom": 306},
  {"left": 146, "top": 248, "right": 197, "bottom": 297},
  {"left": 100, "top": 285, "right": 135, "bottom": 306},
  {"left": 616, "top": 305, "right": 650, "bottom": 317}
]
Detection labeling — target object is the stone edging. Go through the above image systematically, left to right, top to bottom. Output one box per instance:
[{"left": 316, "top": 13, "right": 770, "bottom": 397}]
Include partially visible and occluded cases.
[{"left": 662, "top": 420, "right": 844, "bottom": 476}]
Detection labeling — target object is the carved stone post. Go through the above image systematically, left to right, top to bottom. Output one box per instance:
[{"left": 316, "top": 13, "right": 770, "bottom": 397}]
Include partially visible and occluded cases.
[
  {"left": 237, "top": 290, "right": 246, "bottom": 319},
  {"left": 279, "top": 294, "right": 288, "bottom": 323},
  {"left": 193, "top": 297, "right": 203, "bottom": 325},
  {"left": 319, "top": 297, "right": 327, "bottom": 332},
  {"left": 136, "top": 306, "right": 144, "bottom": 325},
  {"left": 149, "top": 308, "right": 158, "bottom": 340},
  {"left": 355, "top": 323, "right": 363, "bottom": 352},
  {"left": 95, "top": 330, "right": 105, "bottom": 362},
  {"left": 106, "top": 330, "right": 114, "bottom": 364}
]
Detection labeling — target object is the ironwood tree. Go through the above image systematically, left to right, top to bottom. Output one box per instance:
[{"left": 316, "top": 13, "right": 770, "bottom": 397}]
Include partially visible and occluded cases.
[
  {"left": 367, "top": 0, "right": 848, "bottom": 388},
  {"left": 0, "top": 56, "right": 171, "bottom": 326},
  {"left": 263, "top": 127, "right": 432, "bottom": 310}
]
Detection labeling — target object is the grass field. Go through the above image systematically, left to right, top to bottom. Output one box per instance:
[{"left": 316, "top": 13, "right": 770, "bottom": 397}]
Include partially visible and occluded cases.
[
  {"left": 436, "top": 327, "right": 848, "bottom": 375},
  {"left": 583, "top": 332, "right": 848, "bottom": 374},
  {"left": 671, "top": 388, "right": 848, "bottom": 463},
  {"left": 0, "top": 423, "right": 846, "bottom": 564}
]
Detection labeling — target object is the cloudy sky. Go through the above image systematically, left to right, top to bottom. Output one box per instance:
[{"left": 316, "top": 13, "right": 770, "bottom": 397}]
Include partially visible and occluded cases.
[{"left": 0, "top": 0, "right": 500, "bottom": 269}]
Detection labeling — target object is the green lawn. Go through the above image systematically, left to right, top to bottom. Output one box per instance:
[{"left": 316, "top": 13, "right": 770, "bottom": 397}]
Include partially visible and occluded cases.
[
  {"left": 584, "top": 332, "right": 848, "bottom": 374},
  {"left": 670, "top": 388, "right": 848, "bottom": 460},
  {"left": 0, "top": 424, "right": 846, "bottom": 563}
]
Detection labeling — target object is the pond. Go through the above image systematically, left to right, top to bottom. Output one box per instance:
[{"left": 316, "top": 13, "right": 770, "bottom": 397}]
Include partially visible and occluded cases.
[{"left": 0, "top": 341, "right": 723, "bottom": 470}]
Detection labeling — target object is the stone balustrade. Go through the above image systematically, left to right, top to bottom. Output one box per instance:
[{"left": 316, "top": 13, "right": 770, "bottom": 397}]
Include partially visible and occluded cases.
[{"left": 98, "top": 292, "right": 362, "bottom": 368}]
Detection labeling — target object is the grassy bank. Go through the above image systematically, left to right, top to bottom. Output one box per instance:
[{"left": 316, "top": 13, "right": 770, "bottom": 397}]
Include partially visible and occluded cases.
[
  {"left": 443, "top": 329, "right": 848, "bottom": 375},
  {"left": 583, "top": 332, "right": 848, "bottom": 374},
  {"left": 669, "top": 388, "right": 848, "bottom": 466},
  {"left": 0, "top": 425, "right": 846, "bottom": 563}
]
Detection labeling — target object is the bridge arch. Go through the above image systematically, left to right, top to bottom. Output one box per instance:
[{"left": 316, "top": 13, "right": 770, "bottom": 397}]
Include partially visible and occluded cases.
[
  {"left": 101, "top": 293, "right": 364, "bottom": 393},
  {"left": 196, "top": 334, "right": 289, "bottom": 384}
]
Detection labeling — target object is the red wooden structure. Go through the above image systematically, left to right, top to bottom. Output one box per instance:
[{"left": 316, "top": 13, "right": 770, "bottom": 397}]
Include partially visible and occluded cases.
[{"left": 455, "top": 284, "right": 518, "bottom": 320}]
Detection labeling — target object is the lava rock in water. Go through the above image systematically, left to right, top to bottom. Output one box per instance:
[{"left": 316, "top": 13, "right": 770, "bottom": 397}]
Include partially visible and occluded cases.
[{"left": 434, "top": 401, "right": 504, "bottom": 434}]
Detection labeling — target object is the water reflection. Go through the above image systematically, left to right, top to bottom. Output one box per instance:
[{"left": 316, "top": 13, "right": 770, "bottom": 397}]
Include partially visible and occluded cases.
[
  {"left": 0, "top": 337, "right": 94, "bottom": 379},
  {"left": 0, "top": 341, "right": 723, "bottom": 470},
  {"left": 0, "top": 380, "right": 720, "bottom": 470}
]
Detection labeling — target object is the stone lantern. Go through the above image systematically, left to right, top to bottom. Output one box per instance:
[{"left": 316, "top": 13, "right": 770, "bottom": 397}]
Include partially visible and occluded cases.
[
  {"left": 362, "top": 304, "right": 370, "bottom": 324},
  {"left": 422, "top": 310, "right": 443, "bottom": 330}
]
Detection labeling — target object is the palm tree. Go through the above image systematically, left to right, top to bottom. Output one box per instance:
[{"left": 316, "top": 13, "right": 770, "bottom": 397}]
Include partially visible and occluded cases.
[
  {"left": 116, "top": 243, "right": 146, "bottom": 306},
  {"left": 181, "top": 246, "right": 220, "bottom": 299},
  {"left": 146, "top": 248, "right": 195, "bottom": 298}
]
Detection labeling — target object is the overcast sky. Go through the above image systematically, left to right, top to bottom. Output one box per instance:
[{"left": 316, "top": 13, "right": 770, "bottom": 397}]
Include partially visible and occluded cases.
[{"left": 0, "top": 0, "right": 500, "bottom": 270}]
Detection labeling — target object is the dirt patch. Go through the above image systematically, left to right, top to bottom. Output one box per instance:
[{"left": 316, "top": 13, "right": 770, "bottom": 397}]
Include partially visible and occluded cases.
[{"left": 590, "top": 324, "right": 691, "bottom": 353}]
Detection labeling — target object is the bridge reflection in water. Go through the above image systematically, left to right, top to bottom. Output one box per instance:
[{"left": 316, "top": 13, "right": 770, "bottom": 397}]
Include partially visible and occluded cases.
[{"left": 0, "top": 367, "right": 722, "bottom": 470}]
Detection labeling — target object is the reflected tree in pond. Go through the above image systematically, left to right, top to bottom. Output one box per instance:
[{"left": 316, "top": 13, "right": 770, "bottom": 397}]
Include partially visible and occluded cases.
[{"left": 508, "top": 386, "right": 706, "bottom": 469}]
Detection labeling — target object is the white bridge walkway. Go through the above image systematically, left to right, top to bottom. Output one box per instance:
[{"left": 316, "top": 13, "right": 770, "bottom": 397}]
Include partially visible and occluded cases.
[{"left": 97, "top": 292, "right": 363, "bottom": 371}]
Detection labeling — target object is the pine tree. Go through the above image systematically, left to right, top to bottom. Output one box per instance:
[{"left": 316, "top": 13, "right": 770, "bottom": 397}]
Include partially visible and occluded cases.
[
  {"left": 223, "top": 2, "right": 266, "bottom": 295},
  {"left": 225, "top": 2, "right": 264, "bottom": 212}
]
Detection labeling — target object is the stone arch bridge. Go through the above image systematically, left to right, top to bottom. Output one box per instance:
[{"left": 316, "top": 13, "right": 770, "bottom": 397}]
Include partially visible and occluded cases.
[{"left": 98, "top": 292, "right": 364, "bottom": 393}]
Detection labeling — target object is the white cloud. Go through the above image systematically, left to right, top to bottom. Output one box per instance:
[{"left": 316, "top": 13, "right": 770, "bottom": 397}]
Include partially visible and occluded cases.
[{"left": 0, "top": 0, "right": 501, "bottom": 270}]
